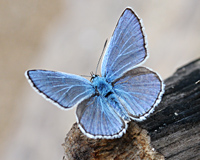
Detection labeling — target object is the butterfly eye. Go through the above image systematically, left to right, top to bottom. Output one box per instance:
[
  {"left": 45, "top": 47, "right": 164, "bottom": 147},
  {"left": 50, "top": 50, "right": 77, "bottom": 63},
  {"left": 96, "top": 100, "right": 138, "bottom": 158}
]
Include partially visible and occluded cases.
[{"left": 90, "top": 74, "right": 98, "bottom": 82}]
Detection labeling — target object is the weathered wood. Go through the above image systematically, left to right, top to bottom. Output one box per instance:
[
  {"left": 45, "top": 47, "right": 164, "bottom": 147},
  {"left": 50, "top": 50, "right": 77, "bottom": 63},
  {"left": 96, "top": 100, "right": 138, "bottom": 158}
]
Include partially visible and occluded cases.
[
  {"left": 63, "top": 58, "right": 200, "bottom": 160},
  {"left": 140, "top": 58, "right": 200, "bottom": 160},
  {"left": 63, "top": 122, "right": 165, "bottom": 160}
]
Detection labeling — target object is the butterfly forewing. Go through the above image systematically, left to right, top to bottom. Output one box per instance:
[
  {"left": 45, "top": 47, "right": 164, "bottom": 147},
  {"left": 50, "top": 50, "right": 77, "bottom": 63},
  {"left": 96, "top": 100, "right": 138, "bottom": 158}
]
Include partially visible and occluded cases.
[
  {"left": 101, "top": 8, "right": 147, "bottom": 82},
  {"left": 113, "top": 67, "right": 164, "bottom": 120},
  {"left": 26, "top": 70, "right": 95, "bottom": 109},
  {"left": 76, "top": 95, "right": 127, "bottom": 139}
]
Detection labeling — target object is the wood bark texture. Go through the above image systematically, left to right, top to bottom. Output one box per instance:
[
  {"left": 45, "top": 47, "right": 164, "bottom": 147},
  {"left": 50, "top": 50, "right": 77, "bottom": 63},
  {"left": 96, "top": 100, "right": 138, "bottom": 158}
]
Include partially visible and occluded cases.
[{"left": 63, "top": 58, "right": 200, "bottom": 160}]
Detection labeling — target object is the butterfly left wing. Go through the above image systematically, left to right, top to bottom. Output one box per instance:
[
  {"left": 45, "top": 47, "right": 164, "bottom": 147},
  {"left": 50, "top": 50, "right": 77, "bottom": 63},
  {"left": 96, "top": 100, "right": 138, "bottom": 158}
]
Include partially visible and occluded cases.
[
  {"left": 101, "top": 8, "right": 147, "bottom": 82},
  {"left": 113, "top": 67, "right": 164, "bottom": 120},
  {"left": 25, "top": 70, "right": 95, "bottom": 109},
  {"left": 76, "top": 95, "right": 127, "bottom": 139}
]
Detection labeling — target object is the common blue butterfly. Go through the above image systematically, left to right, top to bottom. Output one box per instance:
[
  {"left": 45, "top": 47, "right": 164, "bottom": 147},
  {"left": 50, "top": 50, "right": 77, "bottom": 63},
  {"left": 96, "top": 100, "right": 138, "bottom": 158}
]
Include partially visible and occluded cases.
[{"left": 25, "top": 8, "right": 164, "bottom": 139}]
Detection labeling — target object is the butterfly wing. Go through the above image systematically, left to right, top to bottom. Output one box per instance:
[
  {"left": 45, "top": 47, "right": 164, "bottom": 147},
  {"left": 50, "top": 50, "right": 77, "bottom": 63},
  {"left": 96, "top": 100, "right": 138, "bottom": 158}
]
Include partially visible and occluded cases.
[
  {"left": 101, "top": 8, "right": 147, "bottom": 83},
  {"left": 113, "top": 67, "right": 164, "bottom": 121},
  {"left": 25, "top": 70, "right": 95, "bottom": 109},
  {"left": 76, "top": 95, "right": 127, "bottom": 139}
]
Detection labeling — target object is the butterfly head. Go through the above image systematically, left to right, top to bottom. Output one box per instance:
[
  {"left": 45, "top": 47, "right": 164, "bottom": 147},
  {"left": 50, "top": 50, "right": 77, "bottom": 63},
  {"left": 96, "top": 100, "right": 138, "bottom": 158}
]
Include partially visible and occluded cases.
[{"left": 90, "top": 72, "right": 99, "bottom": 82}]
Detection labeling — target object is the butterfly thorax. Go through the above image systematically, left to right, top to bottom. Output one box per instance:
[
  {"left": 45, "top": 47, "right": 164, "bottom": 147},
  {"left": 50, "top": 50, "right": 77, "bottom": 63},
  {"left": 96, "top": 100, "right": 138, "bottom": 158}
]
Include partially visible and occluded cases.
[{"left": 91, "top": 76, "right": 113, "bottom": 97}]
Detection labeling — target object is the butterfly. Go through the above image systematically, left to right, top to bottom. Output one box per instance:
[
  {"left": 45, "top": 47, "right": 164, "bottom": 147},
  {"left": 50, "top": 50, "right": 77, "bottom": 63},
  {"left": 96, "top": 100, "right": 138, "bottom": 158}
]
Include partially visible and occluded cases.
[{"left": 25, "top": 8, "right": 164, "bottom": 139}]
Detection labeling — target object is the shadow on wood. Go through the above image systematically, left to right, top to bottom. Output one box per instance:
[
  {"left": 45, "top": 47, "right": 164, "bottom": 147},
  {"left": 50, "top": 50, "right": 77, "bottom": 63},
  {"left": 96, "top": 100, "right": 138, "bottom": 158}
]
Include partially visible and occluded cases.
[{"left": 63, "top": 58, "right": 200, "bottom": 160}]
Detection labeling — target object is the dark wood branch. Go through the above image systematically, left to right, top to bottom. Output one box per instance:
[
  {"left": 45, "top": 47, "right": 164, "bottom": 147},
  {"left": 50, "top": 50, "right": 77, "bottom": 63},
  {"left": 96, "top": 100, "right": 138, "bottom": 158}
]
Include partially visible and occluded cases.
[
  {"left": 62, "top": 58, "right": 200, "bottom": 160},
  {"left": 139, "top": 58, "right": 200, "bottom": 159}
]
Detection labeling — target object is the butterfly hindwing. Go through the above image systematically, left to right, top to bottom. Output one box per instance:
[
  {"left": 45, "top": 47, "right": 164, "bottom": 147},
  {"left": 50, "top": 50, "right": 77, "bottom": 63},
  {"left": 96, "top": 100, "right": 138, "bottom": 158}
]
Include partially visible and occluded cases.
[
  {"left": 101, "top": 8, "right": 147, "bottom": 83},
  {"left": 113, "top": 67, "right": 164, "bottom": 120},
  {"left": 26, "top": 70, "right": 95, "bottom": 109},
  {"left": 76, "top": 95, "right": 127, "bottom": 139}
]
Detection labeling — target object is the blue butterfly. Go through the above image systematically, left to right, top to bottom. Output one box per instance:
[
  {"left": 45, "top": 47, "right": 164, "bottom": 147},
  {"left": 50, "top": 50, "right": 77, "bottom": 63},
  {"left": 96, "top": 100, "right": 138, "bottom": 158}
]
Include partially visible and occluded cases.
[{"left": 25, "top": 8, "right": 164, "bottom": 139}]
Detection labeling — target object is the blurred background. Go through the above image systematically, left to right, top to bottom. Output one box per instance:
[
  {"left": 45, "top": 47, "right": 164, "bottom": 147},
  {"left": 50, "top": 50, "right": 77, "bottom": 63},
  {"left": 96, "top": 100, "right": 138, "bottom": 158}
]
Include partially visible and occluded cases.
[{"left": 0, "top": 0, "right": 199, "bottom": 159}]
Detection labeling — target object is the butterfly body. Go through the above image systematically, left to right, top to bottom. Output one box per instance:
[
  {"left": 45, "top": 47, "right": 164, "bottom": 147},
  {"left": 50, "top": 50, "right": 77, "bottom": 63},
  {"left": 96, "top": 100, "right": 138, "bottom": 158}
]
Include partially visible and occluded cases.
[
  {"left": 25, "top": 8, "right": 164, "bottom": 139},
  {"left": 92, "top": 75, "right": 130, "bottom": 121},
  {"left": 92, "top": 76, "right": 112, "bottom": 97}
]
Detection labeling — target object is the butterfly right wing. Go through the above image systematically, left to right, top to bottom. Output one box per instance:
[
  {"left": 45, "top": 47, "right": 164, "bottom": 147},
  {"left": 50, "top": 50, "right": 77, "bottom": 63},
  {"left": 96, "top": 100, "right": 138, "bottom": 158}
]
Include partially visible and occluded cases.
[
  {"left": 101, "top": 8, "right": 147, "bottom": 83},
  {"left": 113, "top": 67, "right": 164, "bottom": 121},
  {"left": 25, "top": 70, "right": 95, "bottom": 109},
  {"left": 76, "top": 95, "right": 127, "bottom": 139}
]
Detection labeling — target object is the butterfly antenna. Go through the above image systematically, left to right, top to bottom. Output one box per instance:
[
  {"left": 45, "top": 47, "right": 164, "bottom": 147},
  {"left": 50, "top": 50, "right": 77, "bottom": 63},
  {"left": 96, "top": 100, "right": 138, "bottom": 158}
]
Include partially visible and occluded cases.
[
  {"left": 95, "top": 39, "right": 108, "bottom": 75},
  {"left": 81, "top": 75, "right": 91, "bottom": 78}
]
